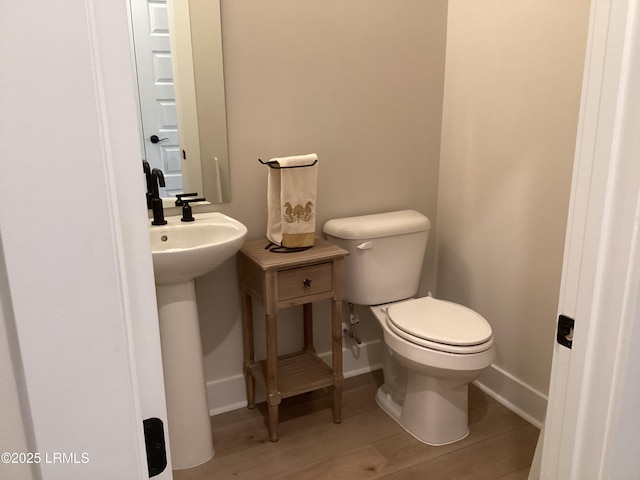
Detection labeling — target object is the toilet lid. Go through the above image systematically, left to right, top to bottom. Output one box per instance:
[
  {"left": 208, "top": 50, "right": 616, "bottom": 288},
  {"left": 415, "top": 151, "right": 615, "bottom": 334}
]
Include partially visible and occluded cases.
[{"left": 387, "top": 297, "right": 492, "bottom": 351}]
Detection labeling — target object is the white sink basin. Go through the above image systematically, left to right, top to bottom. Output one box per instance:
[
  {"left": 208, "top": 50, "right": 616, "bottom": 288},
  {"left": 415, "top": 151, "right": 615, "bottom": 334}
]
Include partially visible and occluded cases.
[{"left": 150, "top": 212, "right": 247, "bottom": 285}]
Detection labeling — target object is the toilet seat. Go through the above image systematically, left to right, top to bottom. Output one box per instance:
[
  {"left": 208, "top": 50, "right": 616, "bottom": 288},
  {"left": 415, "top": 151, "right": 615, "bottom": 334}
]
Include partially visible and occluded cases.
[{"left": 386, "top": 297, "right": 493, "bottom": 354}]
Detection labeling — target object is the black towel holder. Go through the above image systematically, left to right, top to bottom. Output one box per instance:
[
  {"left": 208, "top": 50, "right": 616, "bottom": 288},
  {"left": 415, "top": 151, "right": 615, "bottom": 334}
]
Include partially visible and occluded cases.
[{"left": 258, "top": 158, "right": 317, "bottom": 169}]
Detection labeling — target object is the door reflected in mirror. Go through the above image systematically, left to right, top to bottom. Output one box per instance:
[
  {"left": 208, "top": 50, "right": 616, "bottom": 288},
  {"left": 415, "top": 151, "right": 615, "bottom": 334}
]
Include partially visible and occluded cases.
[{"left": 130, "top": 0, "right": 230, "bottom": 204}]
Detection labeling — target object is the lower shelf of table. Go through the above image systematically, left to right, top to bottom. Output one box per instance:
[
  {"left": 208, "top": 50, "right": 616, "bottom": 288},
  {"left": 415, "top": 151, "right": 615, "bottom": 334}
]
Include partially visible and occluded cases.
[{"left": 248, "top": 350, "right": 338, "bottom": 399}]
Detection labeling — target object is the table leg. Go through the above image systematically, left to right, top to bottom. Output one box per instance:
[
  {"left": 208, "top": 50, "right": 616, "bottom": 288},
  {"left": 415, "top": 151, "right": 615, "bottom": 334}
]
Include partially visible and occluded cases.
[
  {"left": 240, "top": 292, "right": 255, "bottom": 409},
  {"left": 303, "top": 303, "right": 314, "bottom": 353},
  {"left": 265, "top": 312, "right": 280, "bottom": 441}
]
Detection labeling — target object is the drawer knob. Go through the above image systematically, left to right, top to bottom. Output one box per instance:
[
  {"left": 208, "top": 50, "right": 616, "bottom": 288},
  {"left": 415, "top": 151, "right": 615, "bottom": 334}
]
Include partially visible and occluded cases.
[{"left": 303, "top": 278, "right": 312, "bottom": 288}]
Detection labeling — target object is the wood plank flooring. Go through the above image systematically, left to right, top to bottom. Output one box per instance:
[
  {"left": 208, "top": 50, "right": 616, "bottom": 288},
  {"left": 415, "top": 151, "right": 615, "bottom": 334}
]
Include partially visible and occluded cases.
[{"left": 174, "top": 371, "right": 539, "bottom": 479}]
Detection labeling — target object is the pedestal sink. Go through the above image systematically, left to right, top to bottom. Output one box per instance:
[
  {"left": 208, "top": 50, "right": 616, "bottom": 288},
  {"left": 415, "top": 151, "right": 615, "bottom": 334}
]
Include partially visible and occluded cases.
[{"left": 149, "top": 212, "right": 247, "bottom": 470}]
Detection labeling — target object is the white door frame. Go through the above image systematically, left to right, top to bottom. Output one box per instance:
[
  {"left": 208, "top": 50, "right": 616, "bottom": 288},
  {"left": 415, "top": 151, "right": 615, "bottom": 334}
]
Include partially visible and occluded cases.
[
  {"left": 1, "top": 0, "right": 172, "bottom": 478},
  {"left": 541, "top": 0, "right": 640, "bottom": 477}
]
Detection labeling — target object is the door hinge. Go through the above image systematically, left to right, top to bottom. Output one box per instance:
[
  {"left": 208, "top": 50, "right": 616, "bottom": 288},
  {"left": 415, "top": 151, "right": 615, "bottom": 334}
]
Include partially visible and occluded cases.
[
  {"left": 557, "top": 315, "right": 574, "bottom": 349},
  {"left": 143, "top": 418, "right": 167, "bottom": 477}
]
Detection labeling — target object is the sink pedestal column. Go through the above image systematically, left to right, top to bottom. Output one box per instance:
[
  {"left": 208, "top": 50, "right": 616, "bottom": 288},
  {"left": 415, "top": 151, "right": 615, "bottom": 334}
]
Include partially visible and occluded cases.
[{"left": 156, "top": 281, "right": 214, "bottom": 470}]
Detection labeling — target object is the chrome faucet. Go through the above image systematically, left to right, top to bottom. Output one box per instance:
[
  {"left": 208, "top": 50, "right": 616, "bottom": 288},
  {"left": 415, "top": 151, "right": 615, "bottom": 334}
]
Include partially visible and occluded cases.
[{"left": 150, "top": 168, "right": 167, "bottom": 226}]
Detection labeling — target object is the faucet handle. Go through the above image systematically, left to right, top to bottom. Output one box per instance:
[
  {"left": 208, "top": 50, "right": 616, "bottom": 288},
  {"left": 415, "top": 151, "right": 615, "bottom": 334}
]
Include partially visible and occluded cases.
[
  {"left": 175, "top": 192, "right": 199, "bottom": 206},
  {"left": 179, "top": 197, "right": 206, "bottom": 223},
  {"left": 182, "top": 197, "right": 206, "bottom": 204},
  {"left": 181, "top": 203, "right": 195, "bottom": 222}
]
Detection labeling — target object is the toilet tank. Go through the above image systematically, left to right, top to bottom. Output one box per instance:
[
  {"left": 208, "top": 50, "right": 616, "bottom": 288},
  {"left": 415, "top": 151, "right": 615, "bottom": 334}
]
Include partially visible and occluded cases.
[{"left": 323, "top": 210, "right": 431, "bottom": 305}]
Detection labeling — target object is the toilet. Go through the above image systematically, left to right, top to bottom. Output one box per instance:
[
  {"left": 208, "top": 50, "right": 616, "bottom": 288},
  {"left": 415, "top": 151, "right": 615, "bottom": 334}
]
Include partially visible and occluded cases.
[{"left": 323, "top": 210, "right": 495, "bottom": 446}]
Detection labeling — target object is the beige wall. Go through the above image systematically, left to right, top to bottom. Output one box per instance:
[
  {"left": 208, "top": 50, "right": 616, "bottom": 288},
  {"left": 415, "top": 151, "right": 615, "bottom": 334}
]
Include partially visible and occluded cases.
[
  {"left": 192, "top": 0, "right": 590, "bottom": 405},
  {"left": 196, "top": 0, "right": 448, "bottom": 385},
  {"left": 437, "top": 0, "right": 590, "bottom": 395}
]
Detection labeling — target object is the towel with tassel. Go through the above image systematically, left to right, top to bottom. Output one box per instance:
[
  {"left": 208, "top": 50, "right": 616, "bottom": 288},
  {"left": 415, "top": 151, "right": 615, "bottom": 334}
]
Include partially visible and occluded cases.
[{"left": 266, "top": 153, "right": 318, "bottom": 248}]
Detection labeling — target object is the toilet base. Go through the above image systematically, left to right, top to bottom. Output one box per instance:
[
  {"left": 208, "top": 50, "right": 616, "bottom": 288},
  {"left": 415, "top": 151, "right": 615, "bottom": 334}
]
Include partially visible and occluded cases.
[{"left": 375, "top": 370, "right": 470, "bottom": 446}]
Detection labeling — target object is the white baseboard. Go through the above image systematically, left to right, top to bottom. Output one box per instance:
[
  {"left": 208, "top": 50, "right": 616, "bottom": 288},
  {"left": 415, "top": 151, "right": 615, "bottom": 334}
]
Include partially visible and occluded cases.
[
  {"left": 206, "top": 339, "right": 384, "bottom": 416},
  {"left": 473, "top": 364, "right": 548, "bottom": 429},
  {"left": 206, "top": 374, "right": 249, "bottom": 417}
]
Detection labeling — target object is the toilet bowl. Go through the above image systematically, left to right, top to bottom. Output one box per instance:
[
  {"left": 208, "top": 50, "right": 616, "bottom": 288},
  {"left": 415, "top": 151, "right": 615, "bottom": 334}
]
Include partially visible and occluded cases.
[
  {"left": 323, "top": 210, "right": 495, "bottom": 446},
  {"left": 371, "top": 297, "right": 494, "bottom": 445}
]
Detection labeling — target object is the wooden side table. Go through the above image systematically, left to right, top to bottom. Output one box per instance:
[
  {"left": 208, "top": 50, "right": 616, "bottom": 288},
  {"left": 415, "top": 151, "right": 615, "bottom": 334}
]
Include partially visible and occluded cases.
[{"left": 237, "top": 237, "right": 348, "bottom": 442}]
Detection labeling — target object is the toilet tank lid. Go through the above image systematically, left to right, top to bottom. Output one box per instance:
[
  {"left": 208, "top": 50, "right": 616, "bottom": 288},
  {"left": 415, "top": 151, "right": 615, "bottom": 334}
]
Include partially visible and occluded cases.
[{"left": 323, "top": 210, "right": 431, "bottom": 240}]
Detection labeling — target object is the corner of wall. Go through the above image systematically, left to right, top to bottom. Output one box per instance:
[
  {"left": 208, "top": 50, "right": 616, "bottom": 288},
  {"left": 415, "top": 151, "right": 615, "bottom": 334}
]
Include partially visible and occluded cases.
[{"left": 474, "top": 364, "right": 547, "bottom": 429}]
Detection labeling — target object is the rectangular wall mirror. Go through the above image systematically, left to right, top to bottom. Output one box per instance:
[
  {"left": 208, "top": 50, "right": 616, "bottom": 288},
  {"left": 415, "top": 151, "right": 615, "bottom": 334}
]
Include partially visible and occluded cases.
[{"left": 130, "top": 0, "right": 230, "bottom": 204}]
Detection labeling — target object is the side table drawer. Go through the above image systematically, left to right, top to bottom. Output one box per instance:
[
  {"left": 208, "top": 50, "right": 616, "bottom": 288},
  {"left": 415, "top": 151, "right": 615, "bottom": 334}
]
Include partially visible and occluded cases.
[{"left": 278, "top": 262, "right": 333, "bottom": 301}]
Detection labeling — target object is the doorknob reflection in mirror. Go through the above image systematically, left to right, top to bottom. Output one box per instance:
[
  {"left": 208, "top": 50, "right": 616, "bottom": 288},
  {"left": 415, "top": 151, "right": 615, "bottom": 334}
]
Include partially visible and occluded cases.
[{"left": 150, "top": 135, "right": 169, "bottom": 144}]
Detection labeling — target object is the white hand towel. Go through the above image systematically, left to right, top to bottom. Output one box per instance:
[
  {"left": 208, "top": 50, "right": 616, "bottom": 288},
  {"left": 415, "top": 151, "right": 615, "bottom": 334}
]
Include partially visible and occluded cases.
[{"left": 267, "top": 153, "right": 318, "bottom": 248}]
